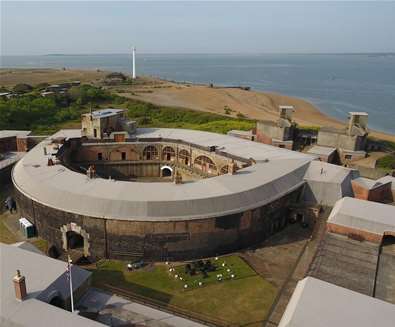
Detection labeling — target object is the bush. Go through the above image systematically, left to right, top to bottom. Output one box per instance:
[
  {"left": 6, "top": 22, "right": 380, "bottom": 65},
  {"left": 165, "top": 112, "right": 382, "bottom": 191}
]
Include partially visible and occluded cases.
[
  {"left": 13, "top": 83, "right": 33, "bottom": 94},
  {"left": 376, "top": 154, "right": 395, "bottom": 170}
]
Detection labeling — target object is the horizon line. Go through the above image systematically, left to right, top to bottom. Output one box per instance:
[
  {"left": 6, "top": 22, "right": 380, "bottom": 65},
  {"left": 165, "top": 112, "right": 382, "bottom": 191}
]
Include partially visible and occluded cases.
[{"left": 3, "top": 51, "right": 395, "bottom": 57}]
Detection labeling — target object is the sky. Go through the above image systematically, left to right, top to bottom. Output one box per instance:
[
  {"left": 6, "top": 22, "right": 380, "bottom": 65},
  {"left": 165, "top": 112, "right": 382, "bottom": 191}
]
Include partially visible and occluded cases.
[{"left": 1, "top": 1, "right": 395, "bottom": 55}]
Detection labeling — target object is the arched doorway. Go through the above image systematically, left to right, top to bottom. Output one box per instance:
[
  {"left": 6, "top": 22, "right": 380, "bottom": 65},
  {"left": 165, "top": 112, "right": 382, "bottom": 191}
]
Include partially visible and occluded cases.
[
  {"left": 143, "top": 145, "right": 159, "bottom": 160},
  {"left": 162, "top": 146, "right": 175, "bottom": 161},
  {"left": 179, "top": 149, "right": 190, "bottom": 166},
  {"left": 194, "top": 155, "right": 217, "bottom": 174},
  {"left": 161, "top": 165, "right": 173, "bottom": 177},
  {"left": 61, "top": 223, "right": 90, "bottom": 257},
  {"left": 66, "top": 231, "right": 84, "bottom": 249},
  {"left": 48, "top": 291, "right": 65, "bottom": 309},
  {"left": 49, "top": 295, "right": 64, "bottom": 308}
]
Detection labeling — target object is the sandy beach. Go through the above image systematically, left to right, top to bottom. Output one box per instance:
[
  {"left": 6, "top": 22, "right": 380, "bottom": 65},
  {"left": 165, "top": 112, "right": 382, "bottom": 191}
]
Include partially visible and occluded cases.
[{"left": 1, "top": 68, "right": 394, "bottom": 143}]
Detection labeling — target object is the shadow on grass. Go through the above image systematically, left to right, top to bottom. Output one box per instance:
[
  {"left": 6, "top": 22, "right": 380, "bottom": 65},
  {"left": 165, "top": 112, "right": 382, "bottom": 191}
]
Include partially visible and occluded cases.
[{"left": 91, "top": 269, "right": 173, "bottom": 305}]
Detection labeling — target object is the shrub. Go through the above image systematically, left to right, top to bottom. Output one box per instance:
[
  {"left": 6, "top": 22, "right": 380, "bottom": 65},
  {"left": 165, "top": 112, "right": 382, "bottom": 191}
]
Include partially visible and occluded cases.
[
  {"left": 13, "top": 83, "right": 33, "bottom": 94},
  {"left": 376, "top": 154, "right": 395, "bottom": 170}
]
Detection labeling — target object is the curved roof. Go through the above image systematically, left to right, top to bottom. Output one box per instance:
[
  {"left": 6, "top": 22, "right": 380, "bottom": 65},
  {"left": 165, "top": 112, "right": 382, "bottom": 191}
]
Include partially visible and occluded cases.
[{"left": 13, "top": 128, "right": 314, "bottom": 221}]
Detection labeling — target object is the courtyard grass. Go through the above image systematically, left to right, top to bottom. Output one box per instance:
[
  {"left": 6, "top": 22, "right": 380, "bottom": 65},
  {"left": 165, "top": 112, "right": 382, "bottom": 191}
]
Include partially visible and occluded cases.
[
  {"left": 0, "top": 218, "right": 17, "bottom": 244},
  {"left": 91, "top": 255, "right": 277, "bottom": 326}
]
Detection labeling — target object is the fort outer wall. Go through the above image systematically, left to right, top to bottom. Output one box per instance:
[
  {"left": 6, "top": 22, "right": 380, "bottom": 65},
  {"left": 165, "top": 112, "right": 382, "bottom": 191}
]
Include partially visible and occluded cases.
[{"left": 14, "top": 186, "right": 302, "bottom": 261}]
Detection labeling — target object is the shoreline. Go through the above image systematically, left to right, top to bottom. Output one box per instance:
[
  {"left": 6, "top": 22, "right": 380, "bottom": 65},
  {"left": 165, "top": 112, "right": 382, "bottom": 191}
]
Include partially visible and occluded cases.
[{"left": 1, "top": 68, "right": 394, "bottom": 143}]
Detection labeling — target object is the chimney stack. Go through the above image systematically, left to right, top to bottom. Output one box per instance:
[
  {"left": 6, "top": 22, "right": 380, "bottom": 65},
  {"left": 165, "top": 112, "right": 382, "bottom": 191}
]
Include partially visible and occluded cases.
[{"left": 13, "top": 270, "right": 27, "bottom": 301}]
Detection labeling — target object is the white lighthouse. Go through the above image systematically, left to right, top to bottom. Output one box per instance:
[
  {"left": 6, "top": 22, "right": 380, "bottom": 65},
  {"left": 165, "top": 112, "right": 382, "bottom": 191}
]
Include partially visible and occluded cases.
[{"left": 132, "top": 46, "right": 136, "bottom": 79}]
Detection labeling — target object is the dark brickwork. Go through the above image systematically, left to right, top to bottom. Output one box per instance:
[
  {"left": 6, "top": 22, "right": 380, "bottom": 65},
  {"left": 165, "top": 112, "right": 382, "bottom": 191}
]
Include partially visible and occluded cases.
[{"left": 14, "top": 186, "right": 301, "bottom": 261}]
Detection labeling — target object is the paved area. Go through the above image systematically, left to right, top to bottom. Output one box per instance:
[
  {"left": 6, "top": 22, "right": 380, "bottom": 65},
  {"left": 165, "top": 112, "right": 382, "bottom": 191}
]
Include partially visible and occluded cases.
[
  {"left": 258, "top": 207, "right": 330, "bottom": 327},
  {"left": 308, "top": 233, "right": 379, "bottom": 296},
  {"left": 375, "top": 243, "right": 395, "bottom": 304},
  {"left": 78, "top": 288, "right": 207, "bottom": 327}
]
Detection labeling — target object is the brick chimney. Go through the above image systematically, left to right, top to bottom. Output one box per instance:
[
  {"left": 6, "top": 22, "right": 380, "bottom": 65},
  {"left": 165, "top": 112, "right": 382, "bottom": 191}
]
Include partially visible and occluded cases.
[{"left": 13, "top": 270, "right": 27, "bottom": 301}]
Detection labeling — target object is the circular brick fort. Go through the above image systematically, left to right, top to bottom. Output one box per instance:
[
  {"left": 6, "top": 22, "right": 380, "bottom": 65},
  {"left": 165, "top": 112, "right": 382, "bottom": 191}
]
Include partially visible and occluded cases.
[{"left": 12, "top": 109, "right": 314, "bottom": 261}]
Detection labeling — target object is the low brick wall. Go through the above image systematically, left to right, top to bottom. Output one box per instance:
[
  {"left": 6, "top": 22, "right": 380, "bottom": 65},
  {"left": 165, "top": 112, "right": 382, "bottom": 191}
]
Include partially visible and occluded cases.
[{"left": 326, "top": 222, "right": 382, "bottom": 243}]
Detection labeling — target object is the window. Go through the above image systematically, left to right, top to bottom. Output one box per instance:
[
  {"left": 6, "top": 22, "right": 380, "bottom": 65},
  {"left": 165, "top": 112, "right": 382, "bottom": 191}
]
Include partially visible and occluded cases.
[
  {"left": 93, "top": 129, "right": 97, "bottom": 138},
  {"left": 143, "top": 145, "right": 159, "bottom": 160},
  {"left": 162, "top": 146, "right": 175, "bottom": 161},
  {"left": 179, "top": 149, "right": 190, "bottom": 165},
  {"left": 121, "top": 152, "right": 126, "bottom": 160},
  {"left": 98, "top": 153, "right": 103, "bottom": 160},
  {"left": 345, "top": 154, "right": 352, "bottom": 160},
  {"left": 194, "top": 155, "right": 217, "bottom": 173},
  {"left": 220, "top": 165, "right": 229, "bottom": 174}
]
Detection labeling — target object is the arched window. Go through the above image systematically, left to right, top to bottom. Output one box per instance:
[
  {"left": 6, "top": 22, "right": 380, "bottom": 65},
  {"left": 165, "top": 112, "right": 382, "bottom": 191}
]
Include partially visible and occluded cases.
[
  {"left": 143, "top": 145, "right": 159, "bottom": 160},
  {"left": 162, "top": 146, "right": 175, "bottom": 161},
  {"left": 179, "top": 149, "right": 191, "bottom": 166},
  {"left": 194, "top": 155, "right": 217, "bottom": 173},
  {"left": 220, "top": 165, "right": 229, "bottom": 175}
]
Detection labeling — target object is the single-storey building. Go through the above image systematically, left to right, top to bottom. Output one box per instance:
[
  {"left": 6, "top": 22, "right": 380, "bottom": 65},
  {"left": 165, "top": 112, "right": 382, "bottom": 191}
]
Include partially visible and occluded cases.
[
  {"left": 351, "top": 177, "right": 393, "bottom": 203},
  {"left": 327, "top": 197, "right": 395, "bottom": 243},
  {"left": 0, "top": 243, "right": 103, "bottom": 327},
  {"left": 278, "top": 277, "right": 395, "bottom": 327}
]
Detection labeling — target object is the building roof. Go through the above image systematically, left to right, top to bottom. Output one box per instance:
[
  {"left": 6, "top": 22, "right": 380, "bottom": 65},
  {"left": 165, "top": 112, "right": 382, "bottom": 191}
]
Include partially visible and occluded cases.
[
  {"left": 279, "top": 105, "right": 294, "bottom": 110},
  {"left": 87, "top": 108, "right": 124, "bottom": 119},
  {"left": 349, "top": 111, "right": 368, "bottom": 116},
  {"left": 13, "top": 128, "right": 315, "bottom": 221},
  {"left": 0, "top": 130, "right": 31, "bottom": 139},
  {"left": 227, "top": 130, "right": 253, "bottom": 136},
  {"left": 307, "top": 146, "right": 336, "bottom": 157},
  {"left": 0, "top": 152, "right": 25, "bottom": 170},
  {"left": 302, "top": 161, "right": 359, "bottom": 206},
  {"left": 377, "top": 175, "right": 395, "bottom": 190},
  {"left": 352, "top": 177, "right": 389, "bottom": 190},
  {"left": 328, "top": 197, "right": 395, "bottom": 236},
  {"left": 0, "top": 243, "right": 102, "bottom": 327},
  {"left": 278, "top": 277, "right": 395, "bottom": 327}
]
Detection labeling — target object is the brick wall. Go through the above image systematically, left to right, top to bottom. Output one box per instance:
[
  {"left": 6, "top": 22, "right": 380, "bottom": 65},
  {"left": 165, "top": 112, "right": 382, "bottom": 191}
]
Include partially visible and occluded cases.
[
  {"left": 14, "top": 186, "right": 301, "bottom": 261},
  {"left": 327, "top": 223, "right": 382, "bottom": 243}
]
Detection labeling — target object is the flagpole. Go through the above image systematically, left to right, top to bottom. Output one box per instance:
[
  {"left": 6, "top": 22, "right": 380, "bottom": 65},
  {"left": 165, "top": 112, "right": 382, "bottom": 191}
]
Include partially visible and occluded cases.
[{"left": 68, "top": 255, "right": 75, "bottom": 312}]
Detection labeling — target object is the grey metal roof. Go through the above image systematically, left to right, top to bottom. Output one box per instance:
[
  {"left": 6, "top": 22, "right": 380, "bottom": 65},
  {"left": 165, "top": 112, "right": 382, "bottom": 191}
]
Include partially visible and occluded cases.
[
  {"left": 86, "top": 108, "right": 124, "bottom": 119},
  {"left": 13, "top": 128, "right": 315, "bottom": 221},
  {"left": 0, "top": 130, "right": 31, "bottom": 139},
  {"left": 307, "top": 145, "right": 336, "bottom": 157},
  {"left": 0, "top": 152, "right": 25, "bottom": 170},
  {"left": 302, "top": 161, "right": 358, "bottom": 206},
  {"left": 377, "top": 176, "right": 395, "bottom": 190},
  {"left": 352, "top": 177, "right": 387, "bottom": 190},
  {"left": 328, "top": 197, "right": 395, "bottom": 236},
  {"left": 0, "top": 243, "right": 102, "bottom": 327},
  {"left": 278, "top": 277, "right": 395, "bottom": 327}
]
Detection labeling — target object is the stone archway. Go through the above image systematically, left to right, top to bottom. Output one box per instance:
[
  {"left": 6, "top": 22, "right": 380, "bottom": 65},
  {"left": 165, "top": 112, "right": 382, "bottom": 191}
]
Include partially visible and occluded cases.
[
  {"left": 161, "top": 165, "right": 173, "bottom": 177},
  {"left": 61, "top": 222, "right": 90, "bottom": 257}
]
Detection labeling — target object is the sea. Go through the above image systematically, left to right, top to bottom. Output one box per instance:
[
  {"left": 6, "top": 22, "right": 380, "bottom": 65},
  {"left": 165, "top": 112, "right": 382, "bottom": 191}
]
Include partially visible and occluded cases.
[{"left": 2, "top": 53, "right": 395, "bottom": 134}]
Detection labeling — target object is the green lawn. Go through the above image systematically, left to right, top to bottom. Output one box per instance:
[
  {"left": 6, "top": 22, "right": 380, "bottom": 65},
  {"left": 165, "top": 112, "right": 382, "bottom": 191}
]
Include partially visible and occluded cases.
[
  {"left": 0, "top": 218, "right": 17, "bottom": 244},
  {"left": 91, "top": 255, "right": 277, "bottom": 326}
]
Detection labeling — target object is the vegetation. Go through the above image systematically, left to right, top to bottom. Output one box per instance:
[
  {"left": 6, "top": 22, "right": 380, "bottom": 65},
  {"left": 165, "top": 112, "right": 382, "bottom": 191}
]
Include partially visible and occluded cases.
[
  {"left": 0, "top": 82, "right": 254, "bottom": 135},
  {"left": 13, "top": 83, "right": 33, "bottom": 94},
  {"left": 0, "top": 84, "right": 114, "bottom": 134},
  {"left": 126, "top": 100, "right": 255, "bottom": 134},
  {"left": 376, "top": 154, "right": 395, "bottom": 170},
  {"left": 0, "top": 219, "right": 17, "bottom": 244},
  {"left": 30, "top": 238, "right": 49, "bottom": 254},
  {"left": 91, "top": 255, "right": 277, "bottom": 326}
]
